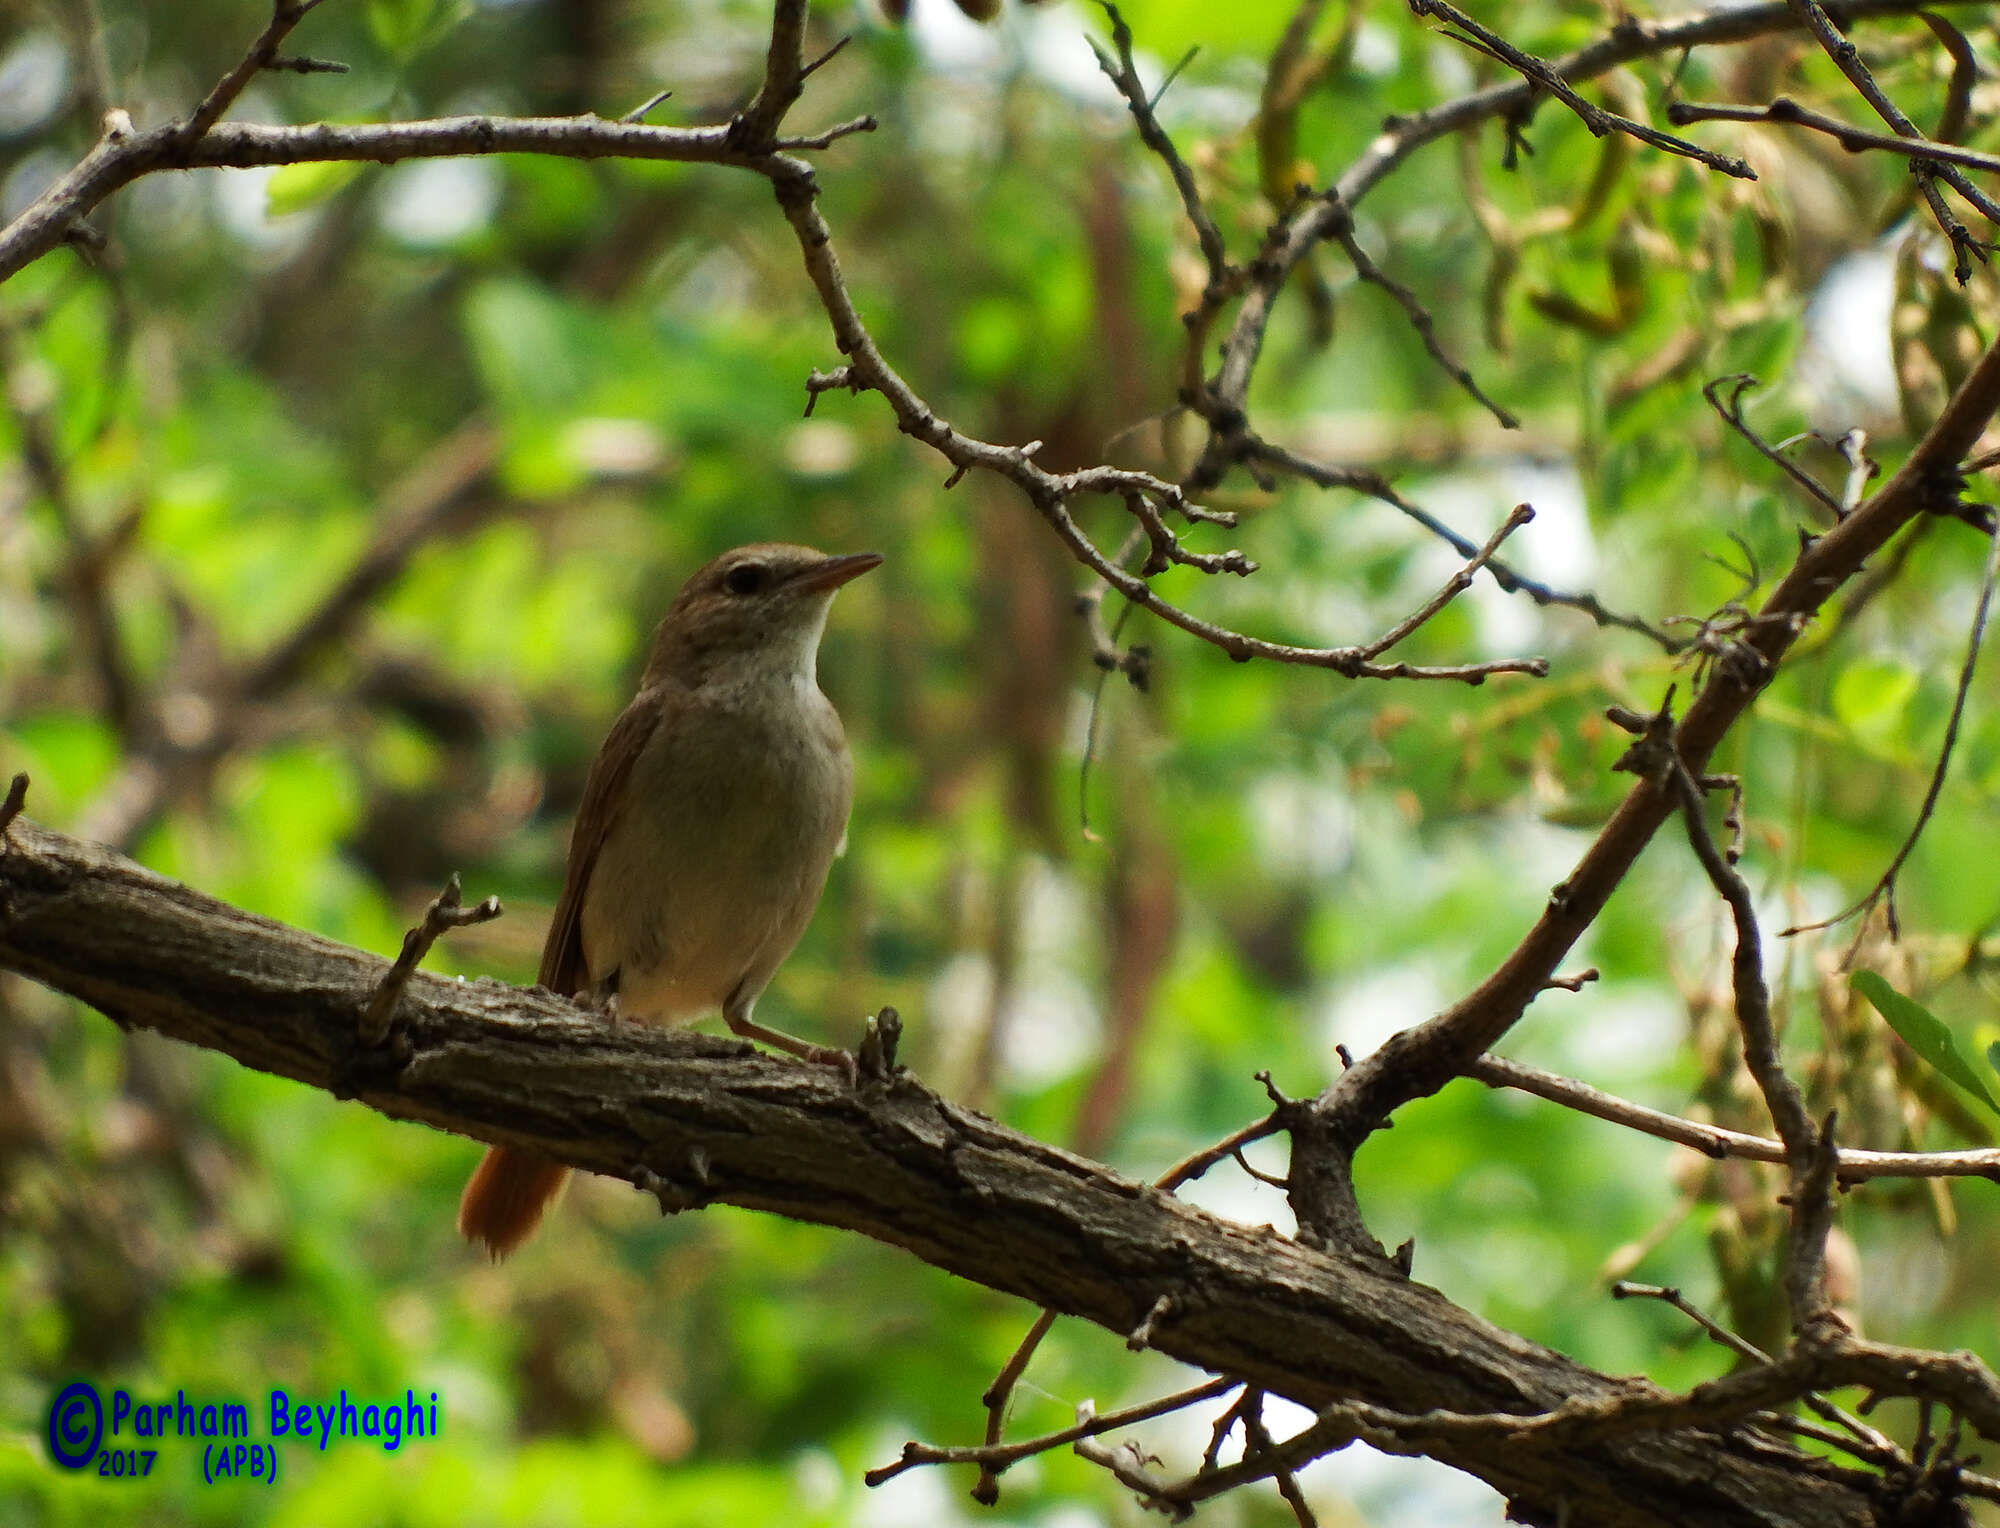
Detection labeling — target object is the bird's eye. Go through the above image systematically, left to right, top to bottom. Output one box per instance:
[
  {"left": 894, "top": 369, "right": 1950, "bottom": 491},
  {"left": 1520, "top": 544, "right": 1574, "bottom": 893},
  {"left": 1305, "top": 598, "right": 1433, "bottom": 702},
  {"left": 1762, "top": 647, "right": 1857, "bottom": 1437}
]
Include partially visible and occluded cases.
[{"left": 723, "top": 563, "right": 769, "bottom": 596}]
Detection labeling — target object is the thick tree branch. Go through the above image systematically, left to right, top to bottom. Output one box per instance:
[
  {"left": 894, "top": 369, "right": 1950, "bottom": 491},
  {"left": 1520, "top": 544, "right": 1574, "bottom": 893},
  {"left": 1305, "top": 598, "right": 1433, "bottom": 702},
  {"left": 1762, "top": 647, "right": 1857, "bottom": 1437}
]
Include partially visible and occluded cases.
[{"left": 0, "top": 814, "right": 1926, "bottom": 1528}]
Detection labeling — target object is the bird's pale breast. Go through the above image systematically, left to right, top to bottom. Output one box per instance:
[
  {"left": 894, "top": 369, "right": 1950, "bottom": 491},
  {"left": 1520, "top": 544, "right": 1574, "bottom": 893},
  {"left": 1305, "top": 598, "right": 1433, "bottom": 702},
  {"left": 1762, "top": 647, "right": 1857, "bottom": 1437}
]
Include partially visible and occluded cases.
[{"left": 578, "top": 679, "right": 851, "bottom": 1025}]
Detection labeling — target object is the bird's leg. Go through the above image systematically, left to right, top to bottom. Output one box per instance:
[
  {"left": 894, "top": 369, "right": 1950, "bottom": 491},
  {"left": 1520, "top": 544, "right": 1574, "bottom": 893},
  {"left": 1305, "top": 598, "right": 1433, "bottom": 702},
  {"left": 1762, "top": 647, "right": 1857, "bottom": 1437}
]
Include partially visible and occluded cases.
[
  {"left": 581, "top": 971, "right": 622, "bottom": 1024},
  {"left": 723, "top": 983, "right": 857, "bottom": 1085}
]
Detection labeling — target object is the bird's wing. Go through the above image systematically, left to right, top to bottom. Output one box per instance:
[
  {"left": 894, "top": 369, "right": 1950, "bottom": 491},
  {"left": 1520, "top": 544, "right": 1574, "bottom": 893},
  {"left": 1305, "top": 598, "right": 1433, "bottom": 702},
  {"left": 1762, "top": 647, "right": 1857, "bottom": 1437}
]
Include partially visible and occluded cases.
[{"left": 538, "top": 690, "right": 663, "bottom": 996}]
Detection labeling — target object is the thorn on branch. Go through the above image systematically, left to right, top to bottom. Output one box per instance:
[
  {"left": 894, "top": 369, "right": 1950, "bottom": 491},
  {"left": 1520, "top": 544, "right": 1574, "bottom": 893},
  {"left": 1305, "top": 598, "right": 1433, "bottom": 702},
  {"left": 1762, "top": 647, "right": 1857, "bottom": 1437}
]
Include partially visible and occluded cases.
[
  {"left": 798, "top": 34, "right": 851, "bottom": 81},
  {"left": 265, "top": 54, "right": 349, "bottom": 73},
  {"left": 620, "top": 87, "right": 674, "bottom": 124},
  {"left": 776, "top": 114, "right": 879, "bottom": 152},
  {"left": 803, "top": 364, "right": 859, "bottom": 417},
  {"left": 1921, "top": 459, "right": 1996, "bottom": 533},
  {"left": 1607, "top": 686, "right": 1679, "bottom": 779},
  {"left": 0, "top": 772, "right": 28, "bottom": 839},
  {"left": 358, "top": 873, "right": 502, "bottom": 1048},
  {"left": 1540, "top": 966, "right": 1599, "bottom": 993},
  {"left": 857, "top": 1005, "right": 903, "bottom": 1081},
  {"left": 633, "top": 1156, "right": 712, "bottom": 1215},
  {"left": 1127, "top": 1292, "right": 1176, "bottom": 1351}
]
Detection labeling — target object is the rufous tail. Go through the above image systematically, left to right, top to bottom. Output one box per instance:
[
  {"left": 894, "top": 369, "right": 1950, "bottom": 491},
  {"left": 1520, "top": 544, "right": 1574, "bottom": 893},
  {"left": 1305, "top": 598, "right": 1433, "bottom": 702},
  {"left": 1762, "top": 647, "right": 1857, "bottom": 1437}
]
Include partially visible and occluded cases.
[{"left": 458, "top": 1147, "right": 569, "bottom": 1259}]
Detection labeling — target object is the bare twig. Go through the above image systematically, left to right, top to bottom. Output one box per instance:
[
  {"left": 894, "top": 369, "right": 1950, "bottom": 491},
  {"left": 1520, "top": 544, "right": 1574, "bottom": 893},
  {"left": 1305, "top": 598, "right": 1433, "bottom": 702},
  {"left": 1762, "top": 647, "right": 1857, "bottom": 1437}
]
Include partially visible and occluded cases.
[
  {"left": 181, "top": 0, "right": 331, "bottom": 146},
  {"left": 729, "top": 0, "right": 815, "bottom": 149},
  {"left": 1203, "top": 0, "right": 1993, "bottom": 459},
  {"left": 1404, "top": 0, "right": 1755, "bottom": 178},
  {"left": 1779, "top": 0, "right": 1999, "bottom": 279},
  {"left": 1092, "top": 4, "right": 1234, "bottom": 295},
  {"left": 620, "top": 87, "right": 675, "bottom": 124},
  {"left": 1668, "top": 96, "right": 2000, "bottom": 177},
  {"left": 774, "top": 114, "right": 878, "bottom": 151},
  {"left": 765, "top": 140, "right": 1551, "bottom": 680},
  {"left": 1321, "top": 193, "right": 1520, "bottom": 429},
  {"left": 0, "top": 318, "right": 142, "bottom": 739},
  {"left": 1309, "top": 326, "right": 2000, "bottom": 1241},
  {"left": 1703, "top": 375, "right": 1845, "bottom": 517},
  {"left": 1240, "top": 438, "right": 1679, "bottom": 647},
  {"left": 1357, "top": 503, "right": 1533, "bottom": 659},
  {"left": 1782, "top": 517, "right": 2000, "bottom": 945},
  {"left": 1667, "top": 744, "right": 1840, "bottom": 1329},
  {"left": 357, "top": 874, "right": 502, "bottom": 1047},
  {"left": 1471, "top": 1052, "right": 2000, "bottom": 1181},
  {"left": 1155, "top": 1114, "right": 1290, "bottom": 1194},
  {"left": 1613, "top": 1283, "right": 1898, "bottom": 1457},
  {"left": 970, "top": 1308, "right": 1058, "bottom": 1503},
  {"left": 866, "top": 1377, "right": 1237, "bottom": 1490},
  {"left": 1240, "top": 1392, "right": 1320, "bottom": 1528},
  {"left": 1072, "top": 1432, "right": 1187, "bottom": 1516}
]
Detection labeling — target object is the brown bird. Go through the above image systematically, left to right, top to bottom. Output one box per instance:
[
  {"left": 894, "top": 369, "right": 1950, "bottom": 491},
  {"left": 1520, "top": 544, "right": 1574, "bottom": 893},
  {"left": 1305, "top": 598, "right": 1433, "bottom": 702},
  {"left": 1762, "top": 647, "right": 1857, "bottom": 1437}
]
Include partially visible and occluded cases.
[{"left": 458, "top": 543, "right": 881, "bottom": 1258}]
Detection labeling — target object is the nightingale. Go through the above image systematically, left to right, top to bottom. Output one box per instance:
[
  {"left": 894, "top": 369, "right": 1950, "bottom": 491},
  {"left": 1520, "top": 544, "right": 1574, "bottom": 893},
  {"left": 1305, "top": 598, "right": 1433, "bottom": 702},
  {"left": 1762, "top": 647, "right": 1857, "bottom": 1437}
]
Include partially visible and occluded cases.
[{"left": 458, "top": 542, "right": 881, "bottom": 1259}]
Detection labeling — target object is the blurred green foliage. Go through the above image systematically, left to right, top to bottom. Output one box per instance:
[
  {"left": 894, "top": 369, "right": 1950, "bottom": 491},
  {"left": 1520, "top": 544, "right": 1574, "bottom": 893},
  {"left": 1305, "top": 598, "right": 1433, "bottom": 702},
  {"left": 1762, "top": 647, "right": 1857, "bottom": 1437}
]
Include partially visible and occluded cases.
[{"left": 3, "top": 0, "right": 2000, "bottom": 1524}]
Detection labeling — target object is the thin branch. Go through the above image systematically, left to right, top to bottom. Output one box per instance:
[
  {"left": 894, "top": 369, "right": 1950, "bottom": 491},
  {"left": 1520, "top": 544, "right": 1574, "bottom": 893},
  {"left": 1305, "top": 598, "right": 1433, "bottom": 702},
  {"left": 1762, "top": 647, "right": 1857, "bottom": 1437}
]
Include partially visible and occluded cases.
[
  {"left": 179, "top": 0, "right": 330, "bottom": 145},
  {"left": 729, "top": 0, "right": 814, "bottom": 149},
  {"left": 1205, "top": 0, "right": 1995, "bottom": 442},
  {"left": 1403, "top": 0, "right": 1755, "bottom": 178},
  {"left": 1780, "top": 0, "right": 1999, "bottom": 279},
  {"left": 1091, "top": 4, "right": 1234, "bottom": 293},
  {"left": 620, "top": 87, "right": 675, "bottom": 124},
  {"left": 1668, "top": 96, "right": 2000, "bottom": 177},
  {"left": 0, "top": 114, "right": 778, "bottom": 286},
  {"left": 773, "top": 114, "right": 878, "bottom": 151},
  {"left": 760, "top": 152, "right": 1549, "bottom": 684},
  {"left": 1320, "top": 193, "right": 1520, "bottom": 430},
  {"left": 1309, "top": 308, "right": 2000, "bottom": 1232},
  {"left": 0, "top": 317, "right": 142, "bottom": 739},
  {"left": 1703, "top": 374, "right": 1845, "bottom": 517},
  {"left": 1239, "top": 438, "right": 1680, "bottom": 648},
  {"left": 1357, "top": 503, "right": 1533, "bottom": 659},
  {"left": 1782, "top": 516, "right": 2000, "bottom": 944},
  {"left": 1076, "top": 530, "right": 1150, "bottom": 841},
  {"left": 1666, "top": 741, "right": 1841, "bottom": 1330},
  {"left": 357, "top": 874, "right": 502, "bottom": 1048},
  {"left": 1471, "top": 1052, "right": 2000, "bottom": 1181},
  {"left": 1154, "top": 1113, "right": 1289, "bottom": 1195},
  {"left": 1613, "top": 1283, "right": 1899, "bottom": 1458},
  {"left": 971, "top": 1308, "right": 1058, "bottom": 1504},
  {"left": 866, "top": 1377, "right": 1238, "bottom": 1490},
  {"left": 1240, "top": 1392, "right": 1320, "bottom": 1528},
  {"left": 1071, "top": 1432, "right": 1188, "bottom": 1515}
]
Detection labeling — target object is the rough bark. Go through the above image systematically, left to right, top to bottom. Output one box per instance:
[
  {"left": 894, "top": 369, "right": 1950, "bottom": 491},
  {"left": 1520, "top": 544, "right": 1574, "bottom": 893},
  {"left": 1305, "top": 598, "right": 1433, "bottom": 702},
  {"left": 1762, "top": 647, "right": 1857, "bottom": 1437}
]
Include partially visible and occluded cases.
[{"left": 0, "top": 817, "right": 1889, "bottom": 1526}]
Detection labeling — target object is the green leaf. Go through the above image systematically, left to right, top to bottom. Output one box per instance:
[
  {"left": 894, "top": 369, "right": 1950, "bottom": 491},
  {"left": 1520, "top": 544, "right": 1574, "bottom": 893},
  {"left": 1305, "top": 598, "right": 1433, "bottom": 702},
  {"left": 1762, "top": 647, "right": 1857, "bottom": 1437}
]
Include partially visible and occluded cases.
[
  {"left": 366, "top": 0, "right": 468, "bottom": 58},
  {"left": 266, "top": 159, "right": 363, "bottom": 218},
  {"left": 1831, "top": 656, "right": 1920, "bottom": 740},
  {"left": 1853, "top": 971, "right": 2000, "bottom": 1117}
]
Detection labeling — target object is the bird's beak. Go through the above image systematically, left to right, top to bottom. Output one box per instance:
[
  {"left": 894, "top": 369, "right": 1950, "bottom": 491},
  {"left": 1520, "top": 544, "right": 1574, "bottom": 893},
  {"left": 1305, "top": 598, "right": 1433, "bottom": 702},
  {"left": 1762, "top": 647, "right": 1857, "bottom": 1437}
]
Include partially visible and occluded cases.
[{"left": 788, "top": 551, "right": 884, "bottom": 594}]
